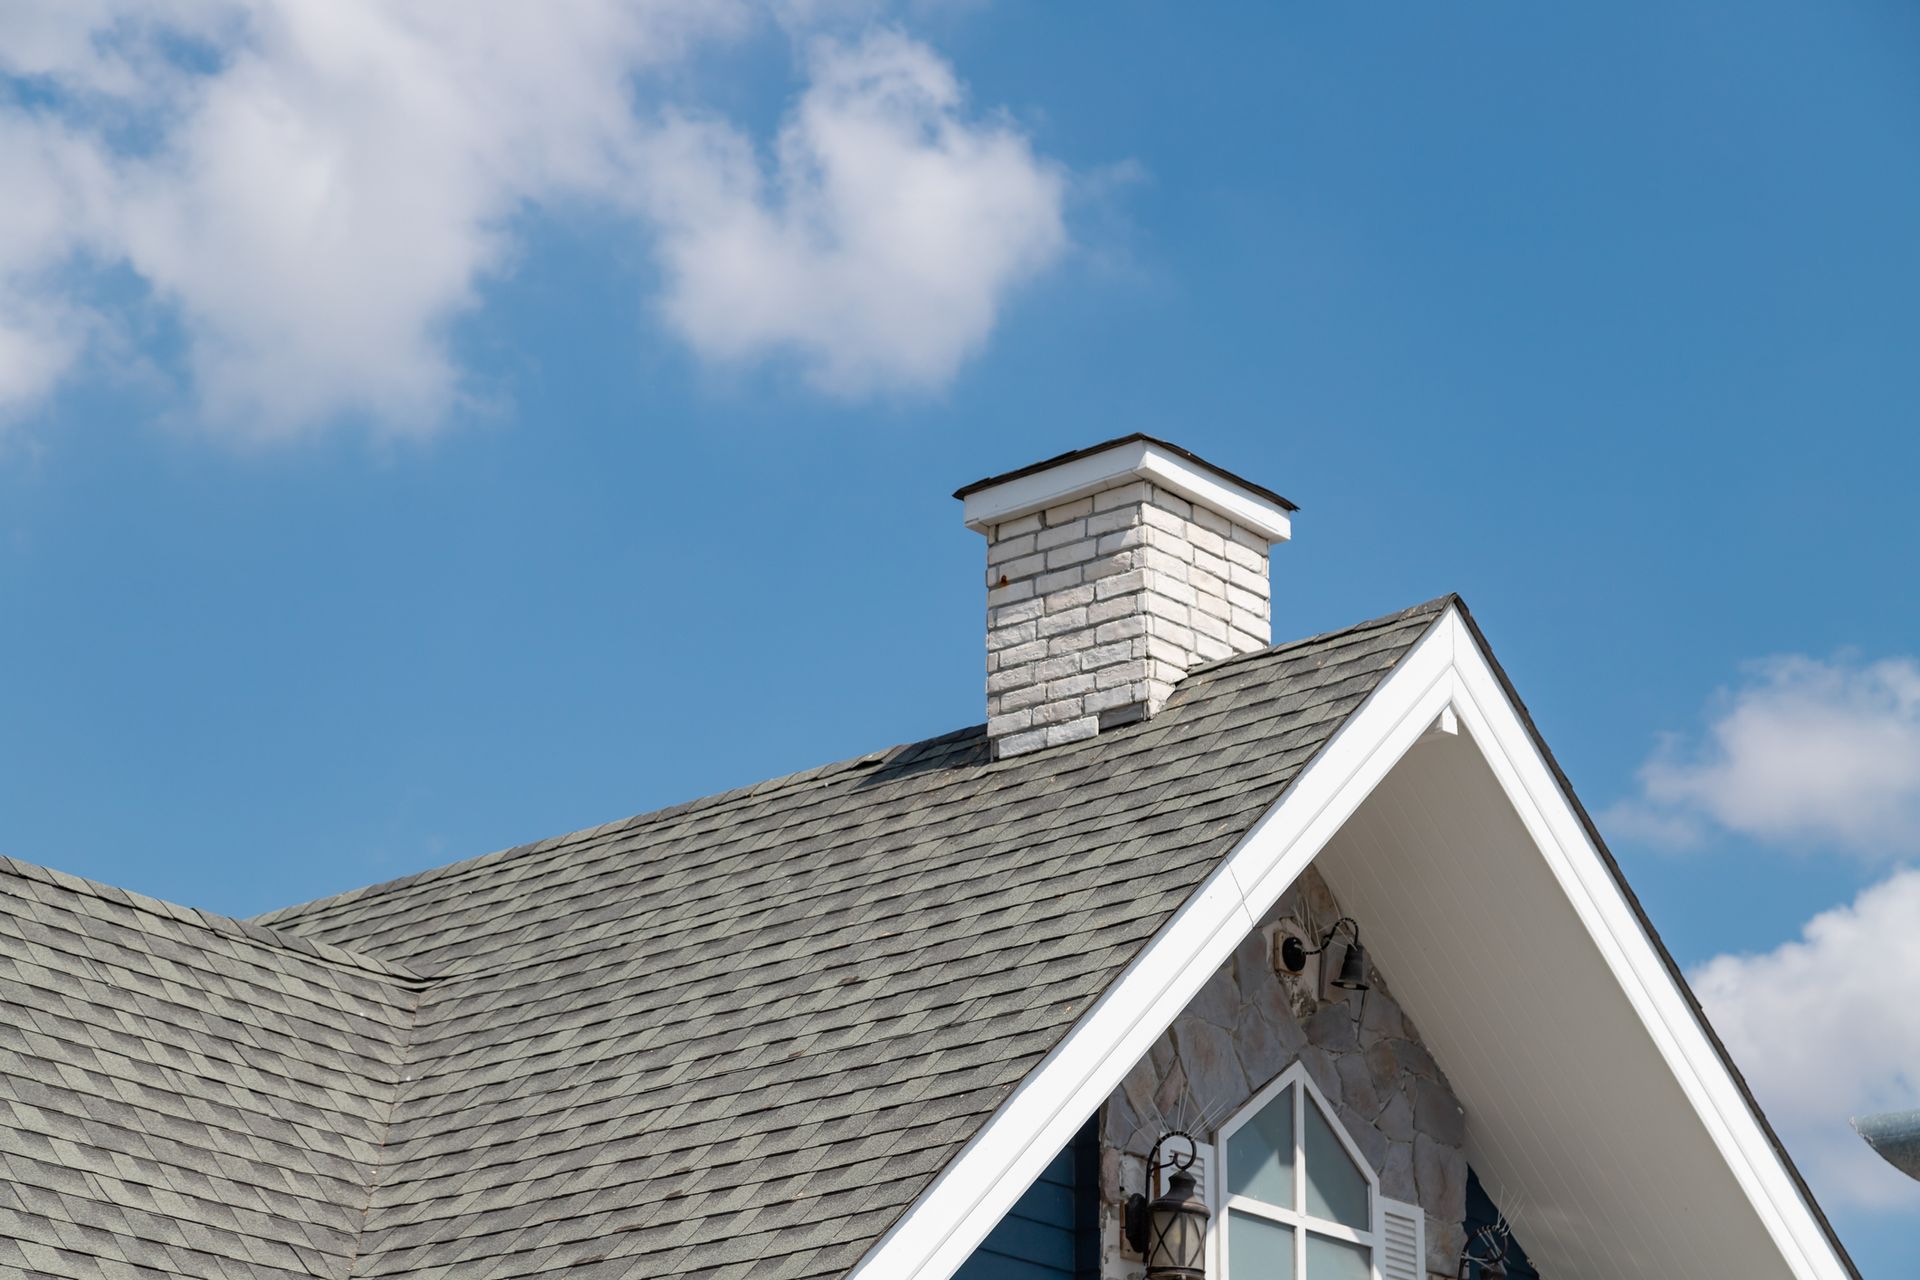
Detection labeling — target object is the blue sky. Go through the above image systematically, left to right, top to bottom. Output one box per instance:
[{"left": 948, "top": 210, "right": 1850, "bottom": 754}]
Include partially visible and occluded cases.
[{"left": 2, "top": 1, "right": 1917, "bottom": 1272}]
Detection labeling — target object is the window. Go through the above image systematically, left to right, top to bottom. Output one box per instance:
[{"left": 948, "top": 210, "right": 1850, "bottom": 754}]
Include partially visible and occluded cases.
[{"left": 1213, "top": 1063, "right": 1423, "bottom": 1280}]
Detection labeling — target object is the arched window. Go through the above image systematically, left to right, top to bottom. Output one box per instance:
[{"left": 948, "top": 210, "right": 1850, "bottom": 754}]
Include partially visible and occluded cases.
[{"left": 1210, "top": 1062, "right": 1425, "bottom": 1280}]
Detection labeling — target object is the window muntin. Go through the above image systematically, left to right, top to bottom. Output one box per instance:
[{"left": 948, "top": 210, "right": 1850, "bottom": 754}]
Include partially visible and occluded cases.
[{"left": 1217, "top": 1063, "right": 1381, "bottom": 1280}]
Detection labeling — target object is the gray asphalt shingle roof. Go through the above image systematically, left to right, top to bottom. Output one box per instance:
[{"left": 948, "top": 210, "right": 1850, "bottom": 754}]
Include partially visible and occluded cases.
[{"left": 1, "top": 597, "right": 1449, "bottom": 1280}]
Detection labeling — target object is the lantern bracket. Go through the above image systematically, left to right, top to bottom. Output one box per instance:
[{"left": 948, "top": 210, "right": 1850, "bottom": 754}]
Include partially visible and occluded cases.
[{"left": 1123, "top": 1129, "right": 1199, "bottom": 1254}]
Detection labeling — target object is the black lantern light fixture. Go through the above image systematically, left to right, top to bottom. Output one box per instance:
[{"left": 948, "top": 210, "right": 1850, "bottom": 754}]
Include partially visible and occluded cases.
[
  {"left": 1275, "top": 916, "right": 1370, "bottom": 993},
  {"left": 1124, "top": 1131, "right": 1211, "bottom": 1280},
  {"left": 1457, "top": 1219, "right": 1513, "bottom": 1279}
]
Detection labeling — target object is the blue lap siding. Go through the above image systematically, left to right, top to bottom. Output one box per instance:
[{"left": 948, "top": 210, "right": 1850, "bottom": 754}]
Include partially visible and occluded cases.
[{"left": 954, "top": 1116, "right": 1101, "bottom": 1280}]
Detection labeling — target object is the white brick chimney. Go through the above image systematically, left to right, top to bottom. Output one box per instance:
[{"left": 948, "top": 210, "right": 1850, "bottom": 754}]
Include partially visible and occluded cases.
[{"left": 956, "top": 435, "right": 1294, "bottom": 759}]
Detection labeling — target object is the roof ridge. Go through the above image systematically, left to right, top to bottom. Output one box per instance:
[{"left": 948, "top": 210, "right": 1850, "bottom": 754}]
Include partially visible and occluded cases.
[
  {"left": 252, "top": 597, "right": 1459, "bottom": 936},
  {"left": 251, "top": 724, "right": 989, "bottom": 931},
  {"left": 0, "top": 853, "right": 428, "bottom": 985}
]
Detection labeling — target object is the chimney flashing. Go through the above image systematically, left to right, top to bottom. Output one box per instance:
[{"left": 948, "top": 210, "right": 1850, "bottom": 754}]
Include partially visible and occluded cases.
[{"left": 956, "top": 434, "right": 1294, "bottom": 544}]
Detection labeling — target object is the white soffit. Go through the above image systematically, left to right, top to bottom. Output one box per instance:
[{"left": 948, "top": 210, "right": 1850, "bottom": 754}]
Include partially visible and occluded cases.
[
  {"left": 958, "top": 437, "right": 1295, "bottom": 543},
  {"left": 847, "top": 605, "right": 1854, "bottom": 1280}
]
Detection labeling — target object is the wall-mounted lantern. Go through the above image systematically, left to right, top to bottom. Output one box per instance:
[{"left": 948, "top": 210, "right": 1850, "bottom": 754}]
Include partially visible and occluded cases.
[
  {"left": 1276, "top": 916, "right": 1370, "bottom": 993},
  {"left": 1124, "top": 1131, "right": 1211, "bottom": 1280}
]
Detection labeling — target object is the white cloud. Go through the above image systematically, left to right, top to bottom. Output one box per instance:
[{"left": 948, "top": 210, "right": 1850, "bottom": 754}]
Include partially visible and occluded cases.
[
  {"left": 0, "top": 5, "right": 1070, "bottom": 440},
  {"left": 637, "top": 31, "right": 1067, "bottom": 396},
  {"left": 1609, "top": 654, "right": 1920, "bottom": 858},
  {"left": 1692, "top": 867, "right": 1920, "bottom": 1210}
]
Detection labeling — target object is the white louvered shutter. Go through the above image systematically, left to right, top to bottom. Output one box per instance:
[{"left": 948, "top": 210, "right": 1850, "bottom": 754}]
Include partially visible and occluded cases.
[
  {"left": 1180, "top": 1139, "right": 1217, "bottom": 1278},
  {"left": 1376, "top": 1196, "right": 1424, "bottom": 1280}
]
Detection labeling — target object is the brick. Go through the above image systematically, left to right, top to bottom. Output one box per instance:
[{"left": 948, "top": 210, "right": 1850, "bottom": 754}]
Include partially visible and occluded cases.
[
  {"left": 1093, "top": 481, "right": 1149, "bottom": 511},
  {"left": 1147, "top": 487, "right": 1192, "bottom": 520},
  {"left": 1043, "top": 497, "right": 1093, "bottom": 525},
  {"left": 1139, "top": 503, "right": 1188, "bottom": 537},
  {"left": 1191, "top": 504, "right": 1232, "bottom": 537},
  {"left": 1085, "top": 508, "right": 1140, "bottom": 537},
  {"left": 995, "top": 513, "right": 1043, "bottom": 538},
  {"left": 1036, "top": 519, "right": 1089, "bottom": 551},
  {"left": 1230, "top": 523, "right": 1268, "bottom": 551},
  {"left": 1186, "top": 524, "right": 1226, "bottom": 558},
  {"left": 1096, "top": 527, "right": 1148, "bottom": 556},
  {"left": 987, "top": 533, "right": 1037, "bottom": 565},
  {"left": 1045, "top": 539, "right": 1099, "bottom": 569},
  {"left": 1223, "top": 540, "right": 1265, "bottom": 573},
  {"left": 1138, "top": 546, "right": 1189, "bottom": 582},
  {"left": 1191, "top": 546, "right": 1230, "bottom": 581},
  {"left": 1083, "top": 550, "right": 1139, "bottom": 582},
  {"left": 994, "top": 552, "right": 1047, "bottom": 582},
  {"left": 1229, "top": 562, "right": 1270, "bottom": 594},
  {"left": 1188, "top": 565, "right": 1227, "bottom": 601},
  {"left": 1035, "top": 567, "right": 1084, "bottom": 595},
  {"left": 1095, "top": 570, "right": 1148, "bottom": 600},
  {"left": 1153, "top": 576, "right": 1197, "bottom": 609},
  {"left": 987, "top": 580, "right": 1034, "bottom": 609},
  {"left": 1042, "top": 583, "right": 1096, "bottom": 611},
  {"left": 1227, "top": 585, "right": 1268, "bottom": 618},
  {"left": 1192, "top": 588, "right": 1234, "bottom": 625},
  {"left": 1141, "top": 592, "right": 1189, "bottom": 626},
  {"left": 1088, "top": 596, "right": 1136, "bottom": 626},
  {"left": 991, "top": 597, "right": 1046, "bottom": 628},
  {"left": 1036, "top": 607, "right": 1088, "bottom": 639},
  {"left": 1191, "top": 609, "right": 1229, "bottom": 643},
  {"left": 1096, "top": 615, "right": 1147, "bottom": 644},
  {"left": 987, "top": 620, "right": 1038, "bottom": 650},
  {"left": 1147, "top": 620, "right": 1195, "bottom": 656},
  {"left": 1229, "top": 624, "right": 1270, "bottom": 653},
  {"left": 1047, "top": 629, "right": 1098, "bottom": 657},
  {"left": 1194, "top": 632, "right": 1232, "bottom": 663},
  {"left": 999, "top": 639, "right": 1048, "bottom": 667},
  {"left": 1083, "top": 641, "right": 1142, "bottom": 671},
  {"left": 1036, "top": 655, "right": 1083, "bottom": 683},
  {"left": 1097, "top": 659, "right": 1149, "bottom": 690},
  {"left": 987, "top": 665, "right": 1037, "bottom": 695},
  {"left": 1047, "top": 673, "right": 1097, "bottom": 699},
  {"left": 1000, "top": 683, "right": 1050, "bottom": 712},
  {"left": 1032, "top": 697, "right": 1086, "bottom": 726},
  {"left": 988, "top": 710, "right": 1033, "bottom": 736},
  {"left": 1045, "top": 717, "right": 1100, "bottom": 747},
  {"left": 996, "top": 727, "right": 1048, "bottom": 758}
]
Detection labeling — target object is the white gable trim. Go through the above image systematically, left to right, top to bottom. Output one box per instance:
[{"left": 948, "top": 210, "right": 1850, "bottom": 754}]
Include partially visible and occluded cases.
[{"left": 847, "top": 606, "right": 1853, "bottom": 1280}]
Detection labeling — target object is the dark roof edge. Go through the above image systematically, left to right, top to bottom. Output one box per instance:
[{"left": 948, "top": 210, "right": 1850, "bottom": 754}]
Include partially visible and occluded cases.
[
  {"left": 952, "top": 433, "right": 1299, "bottom": 512},
  {"left": 1450, "top": 599, "right": 1863, "bottom": 1280},
  {"left": 0, "top": 853, "right": 428, "bottom": 987}
]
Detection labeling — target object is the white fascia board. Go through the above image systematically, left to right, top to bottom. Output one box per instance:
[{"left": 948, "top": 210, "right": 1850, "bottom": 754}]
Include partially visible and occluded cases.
[
  {"left": 959, "top": 438, "right": 1294, "bottom": 543},
  {"left": 849, "top": 602, "right": 1854, "bottom": 1280},
  {"left": 1440, "top": 613, "right": 1854, "bottom": 1280},
  {"left": 847, "top": 615, "right": 1456, "bottom": 1280}
]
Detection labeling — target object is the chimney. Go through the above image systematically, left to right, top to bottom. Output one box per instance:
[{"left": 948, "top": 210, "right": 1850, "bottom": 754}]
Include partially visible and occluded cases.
[{"left": 956, "top": 435, "right": 1295, "bottom": 759}]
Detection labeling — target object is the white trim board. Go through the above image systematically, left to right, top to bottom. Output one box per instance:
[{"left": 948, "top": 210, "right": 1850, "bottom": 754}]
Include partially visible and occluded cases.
[
  {"left": 958, "top": 436, "right": 1295, "bottom": 543},
  {"left": 845, "top": 604, "right": 1854, "bottom": 1280}
]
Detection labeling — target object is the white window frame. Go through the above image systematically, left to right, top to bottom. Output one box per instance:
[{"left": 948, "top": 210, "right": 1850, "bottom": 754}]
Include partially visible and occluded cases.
[{"left": 1213, "top": 1061, "right": 1382, "bottom": 1279}]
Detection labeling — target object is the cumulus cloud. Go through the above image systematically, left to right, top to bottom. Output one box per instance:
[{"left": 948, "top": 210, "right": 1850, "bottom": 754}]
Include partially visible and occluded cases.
[
  {"left": 0, "top": 4, "right": 1070, "bottom": 440},
  {"left": 638, "top": 32, "right": 1066, "bottom": 395},
  {"left": 1607, "top": 654, "right": 1920, "bottom": 858},
  {"left": 1692, "top": 867, "right": 1920, "bottom": 1210}
]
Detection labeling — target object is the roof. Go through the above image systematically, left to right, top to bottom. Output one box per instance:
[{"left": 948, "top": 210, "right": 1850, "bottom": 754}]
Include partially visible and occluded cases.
[
  {"left": 951, "top": 433, "right": 1299, "bottom": 512},
  {"left": 0, "top": 597, "right": 1448, "bottom": 1280}
]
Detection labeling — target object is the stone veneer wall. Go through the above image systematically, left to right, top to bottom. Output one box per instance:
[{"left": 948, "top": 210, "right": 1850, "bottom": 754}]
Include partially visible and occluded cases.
[
  {"left": 983, "top": 481, "right": 1273, "bottom": 758},
  {"left": 1100, "top": 866, "right": 1471, "bottom": 1279}
]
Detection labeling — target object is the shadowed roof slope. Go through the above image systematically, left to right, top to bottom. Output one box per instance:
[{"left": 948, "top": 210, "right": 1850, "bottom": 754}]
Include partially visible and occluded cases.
[{"left": 1, "top": 598, "right": 1448, "bottom": 1280}]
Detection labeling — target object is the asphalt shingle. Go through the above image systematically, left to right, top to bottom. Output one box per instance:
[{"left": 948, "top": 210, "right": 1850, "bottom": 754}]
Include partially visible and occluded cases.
[{"left": 0, "top": 597, "right": 1448, "bottom": 1279}]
